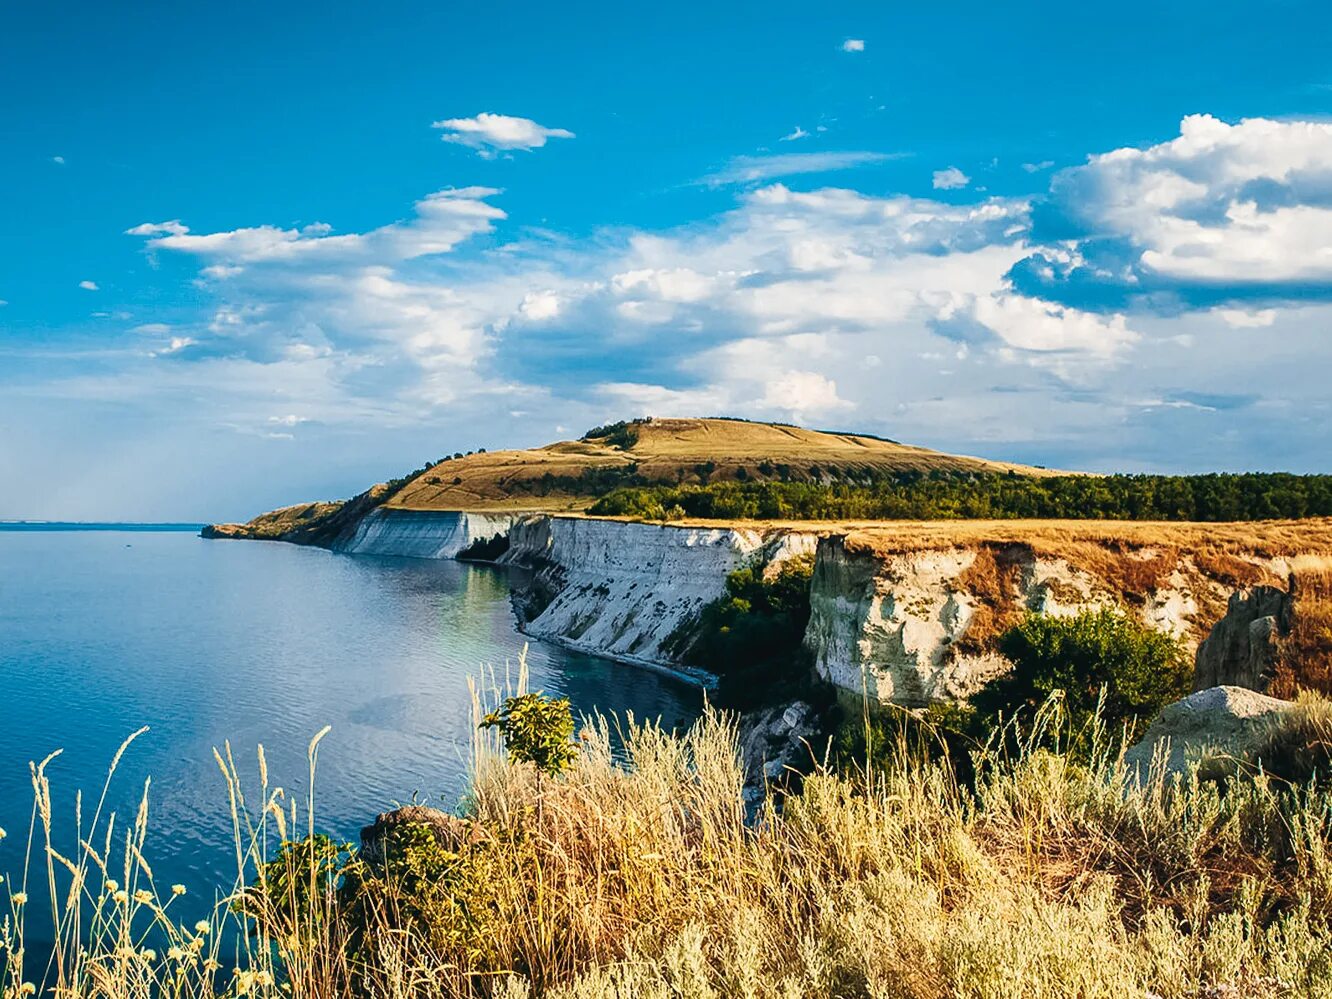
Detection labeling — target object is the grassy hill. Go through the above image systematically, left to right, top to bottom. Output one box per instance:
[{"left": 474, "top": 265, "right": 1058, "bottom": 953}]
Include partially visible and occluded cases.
[{"left": 384, "top": 417, "right": 1061, "bottom": 513}]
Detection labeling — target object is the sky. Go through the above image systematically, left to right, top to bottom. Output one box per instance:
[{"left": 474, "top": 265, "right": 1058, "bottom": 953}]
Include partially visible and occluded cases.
[{"left": 3, "top": 1, "right": 1332, "bottom": 521}]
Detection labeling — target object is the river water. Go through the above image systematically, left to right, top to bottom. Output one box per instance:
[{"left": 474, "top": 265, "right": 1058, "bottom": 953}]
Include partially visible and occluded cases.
[{"left": 0, "top": 526, "right": 701, "bottom": 910}]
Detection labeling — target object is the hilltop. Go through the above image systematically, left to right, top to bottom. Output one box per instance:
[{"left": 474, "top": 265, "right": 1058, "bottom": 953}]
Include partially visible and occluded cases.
[
  {"left": 205, "top": 417, "right": 1065, "bottom": 540},
  {"left": 385, "top": 417, "right": 1061, "bottom": 513}
]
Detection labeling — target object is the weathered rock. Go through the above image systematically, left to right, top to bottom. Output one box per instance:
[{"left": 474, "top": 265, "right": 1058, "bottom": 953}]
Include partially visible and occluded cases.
[
  {"left": 335, "top": 509, "right": 521, "bottom": 559},
  {"left": 500, "top": 515, "right": 817, "bottom": 671},
  {"left": 1192, "top": 586, "right": 1292, "bottom": 693},
  {"left": 1123, "top": 685, "right": 1295, "bottom": 779},
  {"left": 736, "top": 700, "right": 823, "bottom": 790},
  {"left": 360, "top": 805, "right": 486, "bottom": 864}
]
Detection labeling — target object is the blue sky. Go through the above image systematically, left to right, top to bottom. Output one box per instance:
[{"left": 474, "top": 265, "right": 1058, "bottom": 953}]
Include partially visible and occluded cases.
[{"left": 3, "top": 1, "right": 1332, "bottom": 520}]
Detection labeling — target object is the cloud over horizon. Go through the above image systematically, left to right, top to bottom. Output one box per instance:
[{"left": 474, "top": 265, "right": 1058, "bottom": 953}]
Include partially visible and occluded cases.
[{"left": 10, "top": 114, "right": 1332, "bottom": 519}]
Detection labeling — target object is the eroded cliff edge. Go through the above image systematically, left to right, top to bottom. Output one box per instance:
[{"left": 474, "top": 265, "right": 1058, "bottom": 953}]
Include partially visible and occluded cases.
[
  {"left": 206, "top": 504, "right": 1332, "bottom": 704},
  {"left": 806, "top": 524, "right": 1332, "bottom": 705}
]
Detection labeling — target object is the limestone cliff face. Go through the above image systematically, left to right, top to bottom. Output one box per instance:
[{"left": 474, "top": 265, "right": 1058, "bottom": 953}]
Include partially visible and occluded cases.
[
  {"left": 334, "top": 509, "right": 519, "bottom": 559},
  {"left": 500, "top": 516, "right": 816, "bottom": 672},
  {"left": 803, "top": 534, "right": 1295, "bottom": 707}
]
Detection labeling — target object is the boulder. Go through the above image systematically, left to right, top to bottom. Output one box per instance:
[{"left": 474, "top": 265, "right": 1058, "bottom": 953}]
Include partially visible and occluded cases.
[
  {"left": 1193, "top": 586, "right": 1291, "bottom": 692},
  {"left": 1123, "top": 685, "right": 1295, "bottom": 780},
  {"left": 736, "top": 700, "right": 822, "bottom": 790},
  {"left": 360, "top": 805, "right": 486, "bottom": 864}
]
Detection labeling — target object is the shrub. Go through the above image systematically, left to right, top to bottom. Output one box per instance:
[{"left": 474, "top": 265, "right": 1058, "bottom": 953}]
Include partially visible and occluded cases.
[
  {"left": 685, "top": 555, "right": 817, "bottom": 710},
  {"left": 972, "top": 607, "right": 1192, "bottom": 744},
  {"left": 479, "top": 692, "right": 578, "bottom": 775}
]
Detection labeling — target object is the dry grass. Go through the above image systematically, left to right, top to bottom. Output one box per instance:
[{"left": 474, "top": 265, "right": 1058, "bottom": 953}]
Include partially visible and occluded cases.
[
  {"left": 385, "top": 418, "right": 1061, "bottom": 513},
  {"left": 1271, "top": 568, "right": 1332, "bottom": 698},
  {"left": 5, "top": 678, "right": 1332, "bottom": 999}
]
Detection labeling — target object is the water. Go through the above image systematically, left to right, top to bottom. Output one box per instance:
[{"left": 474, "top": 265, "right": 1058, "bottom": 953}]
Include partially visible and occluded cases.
[{"left": 0, "top": 527, "right": 701, "bottom": 911}]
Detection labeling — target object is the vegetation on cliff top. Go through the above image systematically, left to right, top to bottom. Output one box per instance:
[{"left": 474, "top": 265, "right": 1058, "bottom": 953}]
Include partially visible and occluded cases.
[{"left": 589, "top": 470, "right": 1332, "bottom": 522}]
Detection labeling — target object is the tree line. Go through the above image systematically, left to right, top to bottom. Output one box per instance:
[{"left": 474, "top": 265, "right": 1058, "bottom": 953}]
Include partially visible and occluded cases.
[{"left": 586, "top": 471, "right": 1332, "bottom": 522}]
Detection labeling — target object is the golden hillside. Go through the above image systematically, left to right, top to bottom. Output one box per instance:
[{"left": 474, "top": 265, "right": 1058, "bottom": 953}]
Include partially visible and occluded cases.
[{"left": 387, "top": 417, "right": 1062, "bottom": 512}]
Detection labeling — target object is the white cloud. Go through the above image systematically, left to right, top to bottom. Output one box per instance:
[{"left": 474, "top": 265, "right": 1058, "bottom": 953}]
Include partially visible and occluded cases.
[
  {"left": 841, "top": 38, "right": 865, "bottom": 52},
  {"left": 432, "top": 113, "right": 574, "bottom": 157},
  {"left": 1040, "top": 114, "right": 1332, "bottom": 290},
  {"left": 780, "top": 126, "right": 810, "bottom": 142},
  {"left": 699, "top": 151, "right": 901, "bottom": 187},
  {"left": 52, "top": 155, "right": 65, "bottom": 165},
  {"left": 1021, "top": 160, "right": 1054, "bottom": 173},
  {"left": 932, "top": 166, "right": 970, "bottom": 190},
  {"left": 129, "top": 189, "right": 504, "bottom": 272},
  {"left": 126, "top": 220, "right": 189, "bottom": 237},
  {"left": 78, "top": 280, "right": 99, "bottom": 291},
  {"left": 518, "top": 291, "right": 562, "bottom": 321},
  {"left": 964, "top": 294, "right": 1138, "bottom": 357},
  {"left": 1213, "top": 307, "right": 1277, "bottom": 328},
  {"left": 130, "top": 323, "right": 172, "bottom": 335},
  {"left": 759, "top": 370, "right": 851, "bottom": 419},
  {"left": 268, "top": 414, "right": 308, "bottom": 426}
]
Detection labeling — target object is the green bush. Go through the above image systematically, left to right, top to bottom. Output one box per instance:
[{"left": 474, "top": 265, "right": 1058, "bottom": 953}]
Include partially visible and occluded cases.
[
  {"left": 685, "top": 555, "right": 817, "bottom": 710},
  {"left": 973, "top": 608, "right": 1191, "bottom": 744},
  {"left": 480, "top": 692, "right": 578, "bottom": 775}
]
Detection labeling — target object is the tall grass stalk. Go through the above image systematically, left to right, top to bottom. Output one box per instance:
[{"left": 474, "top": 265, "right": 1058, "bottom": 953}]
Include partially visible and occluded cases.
[{"left": 4, "top": 674, "right": 1332, "bottom": 998}]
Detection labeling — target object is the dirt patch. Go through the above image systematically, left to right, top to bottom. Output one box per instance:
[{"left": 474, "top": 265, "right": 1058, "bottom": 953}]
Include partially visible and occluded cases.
[{"left": 951, "top": 543, "right": 1031, "bottom": 655}]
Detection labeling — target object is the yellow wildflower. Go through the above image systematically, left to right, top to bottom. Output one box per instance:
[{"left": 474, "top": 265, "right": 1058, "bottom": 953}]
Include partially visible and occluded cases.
[
  {"left": 170, "top": 883, "right": 186, "bottom": 896},
  {"left": 133, "top": 889, "right": 152, "bottom": 904},
  {"left": 113, "top": 890, "right": 128, "bottom": 904},
  {"left": 11, "top": 892, "right": 27, "bottom": 906},
  {"left": 194, "top": 920, "right": 210, "bottom": 934}
]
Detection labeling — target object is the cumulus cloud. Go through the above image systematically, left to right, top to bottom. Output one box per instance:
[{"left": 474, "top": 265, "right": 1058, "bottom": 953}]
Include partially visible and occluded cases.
[
  {"left": 841, "top": 38, "right": 865, "bottom": 52},
  {"left": 82, "top": 112, "right": 1332, "bottom": 499},
  {"left": 432, "top": 113, "right": 574, "bottom": 157},
  {"left": 1014, "top": 114, "right": 1332, "bottom": 308},
  {"left": 699, "top": 151, "right": 902, "bottom": 187},
  {"left": 932, "top": 166, "right": 970, "bottom": 190},
  {"left": 78, "top": 280, "right": 98, "bottom": 291}
]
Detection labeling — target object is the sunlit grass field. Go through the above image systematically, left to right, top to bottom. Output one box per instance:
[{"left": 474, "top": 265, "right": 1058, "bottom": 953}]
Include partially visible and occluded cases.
[{"left": 4, "top": 672, "right": 1332, "bottom": 999}]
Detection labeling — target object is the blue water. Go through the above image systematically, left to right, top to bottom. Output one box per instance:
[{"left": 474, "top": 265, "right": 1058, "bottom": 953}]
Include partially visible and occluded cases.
[{"left": 0, "top": 527, "right": 701, "bottom": 912}]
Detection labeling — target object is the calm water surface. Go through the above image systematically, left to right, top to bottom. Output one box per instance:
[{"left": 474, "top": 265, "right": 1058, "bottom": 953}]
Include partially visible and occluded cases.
[{"left": 0, "top": 527, "right": 700, "bottom": 907}]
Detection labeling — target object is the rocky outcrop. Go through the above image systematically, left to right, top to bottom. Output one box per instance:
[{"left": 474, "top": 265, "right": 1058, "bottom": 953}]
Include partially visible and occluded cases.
[
  {"left": 335, "top": 509, "right": 520, "bottom": 559},
  {"left": 500, "top": 515, "right": 817, "bottom": 674},
  {"left": 802, "top": 533, "right": 1299, "bottom": 708},
  {"left": 806, "top": 538, "right": 1007, "bottom": 706},
  {"left": 1193, "top": 587, "right": 1292, "bottom": 693},
  {"left": 1123, "top": 685, "right": 1295, "bottom": 779},
  {"left": 736, "top": 700, "right": 824, "bottom": 788}
]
